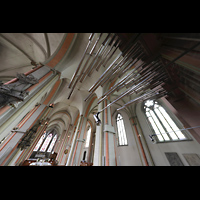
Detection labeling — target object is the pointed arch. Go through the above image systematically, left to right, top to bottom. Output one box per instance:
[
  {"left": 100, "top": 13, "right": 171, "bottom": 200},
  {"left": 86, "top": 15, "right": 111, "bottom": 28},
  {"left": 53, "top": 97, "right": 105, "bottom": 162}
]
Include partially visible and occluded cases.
[
  {"left": 84, "top": 94, "right": 97, "bottom": 118},
  {"left": 31, "top": 129, "right": 58, "bottom": 159}
]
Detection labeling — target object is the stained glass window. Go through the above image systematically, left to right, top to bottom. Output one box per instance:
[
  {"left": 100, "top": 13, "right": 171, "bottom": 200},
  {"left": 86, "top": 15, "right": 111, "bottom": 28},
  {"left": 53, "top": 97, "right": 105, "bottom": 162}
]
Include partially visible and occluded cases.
[
  {"left": 144, "top": 100, "right": 188, "bottom": 142},
  {"left": 116, "top": 114, "right": 128, "bottom": 146},
  {"left": 31, "top": 130, "right": 58, "bottom": 160},
  {"left": 33, "top": 133, "right": 46, "bottom": 151},
  {"left": 40, "top": 133, "right": 53, "bottom": 152},
  {"left": 47, "top": 135, "right": 57, "bottom": 152}
]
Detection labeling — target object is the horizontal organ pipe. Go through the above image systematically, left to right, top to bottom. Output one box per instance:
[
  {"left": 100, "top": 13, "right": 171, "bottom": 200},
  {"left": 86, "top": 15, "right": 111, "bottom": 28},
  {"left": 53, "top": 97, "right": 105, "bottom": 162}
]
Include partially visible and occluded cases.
[
  {"left": 68, "top": 32, "right": 169, "bottom": 113},
  {"left": 67, "top": 33, "right": 103, "bottom": 99},
  {"left": 67, "top": 33, "right": 144, "bottom": 101},
  {"left": 68, "top": 33, "right": 94, "bottom": 89},
  {"left": 79, "top": 33, "right": 103, "bottom": 81},
  {"left": 80, "top": 33, "right": 112, "bottom": 83},
  {"left": 91, "top": 34, "right": 116, "bottom": 72},
  {"left": 87, "top": 35, "right": 142, "bottom": 94},
  {"left": 95, "top": 35, "right": 119, "bottom": 71},
  {"left": 96, "top": 38, "right": 200, "bottom": 111},
  {"left": 100, "top": 48, "right": 146, "bottom": 87},
  {"left": 97, "top": 56, "right": 162, "bottom": 104},
  {"left": 97, "top": 67, "right": 169, "bottom": 113}
]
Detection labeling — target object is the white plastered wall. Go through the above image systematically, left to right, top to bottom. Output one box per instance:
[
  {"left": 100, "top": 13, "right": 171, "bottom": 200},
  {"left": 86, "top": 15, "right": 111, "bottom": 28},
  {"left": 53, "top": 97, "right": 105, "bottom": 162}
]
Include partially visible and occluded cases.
[{"left": 112, "top": 109, "right": 144, "bottom": 166}]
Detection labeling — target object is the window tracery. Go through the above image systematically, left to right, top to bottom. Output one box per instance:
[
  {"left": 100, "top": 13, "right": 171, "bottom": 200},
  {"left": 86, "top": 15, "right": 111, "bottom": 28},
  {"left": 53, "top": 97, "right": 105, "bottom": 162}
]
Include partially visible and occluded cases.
[
  {"left": 144, "top": 100, "right": 188, "bottom": 142},
  {"left": 32, "top": 130, "right": 58, "bottom": 157}
]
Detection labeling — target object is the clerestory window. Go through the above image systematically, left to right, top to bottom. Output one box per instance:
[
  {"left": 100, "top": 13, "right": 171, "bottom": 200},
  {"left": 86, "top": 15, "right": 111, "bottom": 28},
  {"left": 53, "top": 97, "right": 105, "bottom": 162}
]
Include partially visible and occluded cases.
[
  {"left": 144, "top": 100, "right": 189, "bottom": 143},
  {"left": 116, "top": 113, "right": 128, "bottom": 146},
  {"left": 85, "top": 126, "right": 91, "bottom": 148}
]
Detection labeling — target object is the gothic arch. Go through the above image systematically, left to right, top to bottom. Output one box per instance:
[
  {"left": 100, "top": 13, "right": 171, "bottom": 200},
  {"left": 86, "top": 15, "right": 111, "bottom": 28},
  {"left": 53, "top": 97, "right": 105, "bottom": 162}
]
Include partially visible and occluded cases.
[
  {"left": 83, "top": 93, "right": 97, "bottom": 118},
  {"left": 49, "top": 110, "right": 72, "bottom": 124}
]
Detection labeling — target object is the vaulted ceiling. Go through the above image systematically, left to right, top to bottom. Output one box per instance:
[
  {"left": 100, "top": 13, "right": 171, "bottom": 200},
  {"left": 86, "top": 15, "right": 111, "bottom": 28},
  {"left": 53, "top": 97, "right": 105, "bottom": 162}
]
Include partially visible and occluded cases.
[
  {"left": 0, "top": 33, "right": 64, "bottom": 82},
  {"left": 1, "top": 33, "right": 200, "bottom": 129}
]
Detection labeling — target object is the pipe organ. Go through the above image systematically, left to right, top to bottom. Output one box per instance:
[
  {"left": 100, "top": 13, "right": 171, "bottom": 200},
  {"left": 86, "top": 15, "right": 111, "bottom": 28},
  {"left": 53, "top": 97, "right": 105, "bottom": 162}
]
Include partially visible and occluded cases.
[{"left": 67, "top": 33, "right": 173, "bottom": 117}]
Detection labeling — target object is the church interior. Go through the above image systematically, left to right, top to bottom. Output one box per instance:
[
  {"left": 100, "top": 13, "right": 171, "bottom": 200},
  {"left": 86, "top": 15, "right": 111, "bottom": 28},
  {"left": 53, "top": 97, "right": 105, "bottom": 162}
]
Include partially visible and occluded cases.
[{"left": 0, "top": 33, "right": 200, "bottom": 166}]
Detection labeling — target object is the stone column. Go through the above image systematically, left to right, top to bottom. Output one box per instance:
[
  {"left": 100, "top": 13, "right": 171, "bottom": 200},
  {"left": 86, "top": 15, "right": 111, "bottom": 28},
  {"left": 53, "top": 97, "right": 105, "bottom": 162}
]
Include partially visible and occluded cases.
[
  {"left": 93, "top": 99, "right": 117, "bottom": 166},
  {"left": 103, "top": 99, "right": 116, "bottom": 166},
  {"left": 93, "top": 103, "right": 103, "bottom": 166},
  {"left": 65, "top": 115, "right": 83, "bottom": 166},
  {"left": 71, "top": 116, "right": 87, "bottom": 166}
]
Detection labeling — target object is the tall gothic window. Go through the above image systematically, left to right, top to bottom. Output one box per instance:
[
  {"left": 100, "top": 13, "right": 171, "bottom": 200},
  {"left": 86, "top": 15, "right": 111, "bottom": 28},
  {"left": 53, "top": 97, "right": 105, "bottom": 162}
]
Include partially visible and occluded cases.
[
  {"left": 144, "top": 100, "right": 189, "bottom": 142},
  {"left": 116, "top": 113, "right": 128, "bottom": 146},
  {"left": 85, "top": 126, "right": 91, "bottom": 148},
  {"left": 30, "top": 130, "right": 58, "bottom": 159},
  {"left": 33, "top": 132, "right": 46, "bottom": 151},
  {"left": 40, "top": 133, "right": 53, "bottom": 152},
  {"left": 47, "top": 134, "right": 57, "bottom": 152}
]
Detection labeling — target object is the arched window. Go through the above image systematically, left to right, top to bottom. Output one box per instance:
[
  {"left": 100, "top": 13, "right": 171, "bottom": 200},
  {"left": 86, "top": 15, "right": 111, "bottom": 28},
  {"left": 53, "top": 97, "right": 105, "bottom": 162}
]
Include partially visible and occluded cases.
[
  {"left": 144, "top": 100, "right": 188, "bottom": 142},
  {"left": 116, "top": 113, "right": 128, "bottom": 146},
  {"left": 85, "top": 126, "right": 91, "bottom": 148},
  {"left": 31, "top": 130, "right": 58, "bottom": 159},
  {"left": 33, "top": 132, "right": 46, "bottom": 151},
  {"left": 40, "top": 133, "right": 53, "bottom": 152},
  {"left": 47, "top": 135, "right": 57, "bottom": 152}
]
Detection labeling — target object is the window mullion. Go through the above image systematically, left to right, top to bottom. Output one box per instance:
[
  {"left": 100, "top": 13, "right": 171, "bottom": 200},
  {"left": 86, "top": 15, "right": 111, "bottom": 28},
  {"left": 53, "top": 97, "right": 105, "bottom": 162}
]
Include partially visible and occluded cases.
[
  {"left": 144, "top": 100, "right": 188, "bottom": 143},
  {"left": 157, "top": 106, "right": 180, "bottom": 140},
  {"left": 158, "top": 106, "right": 186, "bottom": 140},
  {"left": 153, "top": 109, "right": 173, "bottom": 141},
  {"left": 148, "top": 110, "right": 165, "bottom": 141},
  {"left": 116, "top": 114, "right": 128, "bottom": 146},
  {"left": 117, "top": 119, "right": 123, "bottom": 145},
  {"left": 119, "top": 119, "right": 125, "bottom": 145},
  {"left": 120, "top": 119, "right": 126, "bottom": 145},
  {"left": 121, "top": 119, "right": 127, "bottom": 145},
  {"left": 40, "top": 133, "right": 53, "bottom": 152},
  {"left": 37, "top": 134, "right": 47, "bottom": 152},
  {"left": 46, "top": 134, "right": 54, "bottom": 152},
  {"left": 47, "top": 134, "right": 57, "bottom": 152},
  {"left": 38, "top": 135, "right": 47, "bottom": 152}
]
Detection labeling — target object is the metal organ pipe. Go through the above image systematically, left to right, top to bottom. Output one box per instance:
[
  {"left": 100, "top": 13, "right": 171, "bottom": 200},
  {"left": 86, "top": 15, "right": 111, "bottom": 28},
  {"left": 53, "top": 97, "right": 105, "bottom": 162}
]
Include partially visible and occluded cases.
[
  {"left": 67, "top": 33, "right": 170, "bottom": 119},
  {"left": 67, "top": 33, "right": 103, "bottom": 99},
  {"left": 67, "top": 33, "right": 143, "bottom": 101},
  {"left": 68, "top": 33, "right": 94, "bottom": 89},
  {"left": 78, "top": 33, "right": 103, "bottom": 81},
  {"left": 79, "top": 33, "right": 111, "bottom": 83},
  {"left": 86, "top": 34, "right": 142, "bottom": 95},
  {"left": 91, "top": 34, "right": 116, "bottom": 72},
  {"left": 95, "top": 35, "right": 119, "bottom": 71},
  {"left": 91, "top": 36, "right": 200, "bottom": 125},
  {"left": 95, "top": 39, "right": 122, "bottom": 73},
  {"left": 100, "top": 47, "right": 146, "bottom": 87},
  {"left": 97, "top": 56, "right": 161, "bottom": 104},
  {"left": 96, "top": 64, "right": 169, "bottom": 114}
]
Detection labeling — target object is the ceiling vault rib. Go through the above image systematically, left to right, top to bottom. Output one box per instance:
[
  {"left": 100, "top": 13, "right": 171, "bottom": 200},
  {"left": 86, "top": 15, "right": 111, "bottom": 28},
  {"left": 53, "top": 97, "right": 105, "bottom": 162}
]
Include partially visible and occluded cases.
[
  {"left": 22, "top": 33, "right": 48, "bottom": 60},
  {"left": 44, "top": 33, "right": 51, "bottom": 58},
  {"left": 0, "top": 64, "right": 32, "bottom": 73}
]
